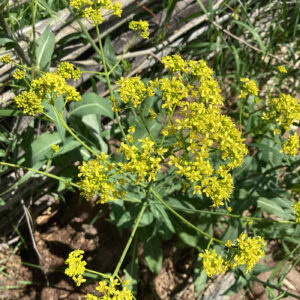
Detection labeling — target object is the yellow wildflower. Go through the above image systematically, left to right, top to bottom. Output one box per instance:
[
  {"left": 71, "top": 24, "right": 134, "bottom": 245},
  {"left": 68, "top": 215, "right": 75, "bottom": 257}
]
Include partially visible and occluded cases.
[
  {"left": 70, "top": 0, "right": 122, "bottom": 25},
  {"left": 129, "top": 20, "right": 149, "bottom": 39},
  {"left": 0, "top": 55, "right": 12, "bottom": 64},
  {"left": 57, "top": 62, "right": 82, "bottom": 81},
  {"left": 277, "top": 65, "right": 287, "bottom": 73},
  {"left": 12, "top": 69, "right": 26, "bottom": 80},
  {"left": 117, "top": 76, "right": 146, "bottom": 107},
  {"left": 239, "top": 78, "right": 259, "bottom": 98},
  {"left": 14, "top": 90, "right": 44, "bottom": 116},
  {"left": 262, "top": 93, "right": 300, "bottom": 129},
  {"left": 281, "top": 132, "right": 299, "bottom": 156},
  {"left": 51, "top": 144, "right": 59, "bottom": 153},
  {"left": 77, "top": 155, "right": 124, "bottom": 203},
  {"left": 293, "top": 201, "right": 300, "bottom": 223},
  {"left": 234, "top": 233, "right": 265, "bottom": 272},
  {"left": 65, "top": 249, "right": 87, "bottom": 286},
  {"left": 199, "top": 249, "right": 228, "bottom": 277},
  {"left": 90, "top": 277, "right": 133, "bottom": 299}
]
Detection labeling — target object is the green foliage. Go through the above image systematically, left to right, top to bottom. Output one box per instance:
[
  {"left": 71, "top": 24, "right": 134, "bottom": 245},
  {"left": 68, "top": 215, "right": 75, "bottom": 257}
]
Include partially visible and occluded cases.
[{"left": 0, "top": 0, "right": 300, "bottom": 299}]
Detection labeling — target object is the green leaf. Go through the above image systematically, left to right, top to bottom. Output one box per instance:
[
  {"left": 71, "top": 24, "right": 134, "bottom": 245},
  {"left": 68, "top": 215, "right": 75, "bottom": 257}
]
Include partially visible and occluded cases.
[
  {"left": 36, "top": 25, "right": 55, "bottom": 71},
  {"left": 0, "top": 34, "right": 15, "bottom": 46},
  {"left": 103, "top": 36, "right": 121, "bottom": 77},
  {"left": 69, "top": 92, "right": 113, "bottom": 119},
  {"left": 43, "top": 97, "right": 66, "bottom": 141},
  {"left": 0, "top": 109, "right": 22, "bottom": 117},
  {"left": 82, "top": 114, "right": 108, "bottom": 153},
  {"left": 26, "top": 132, "right": 61, "bottom": 165},
  {"left": 250, "top": 142, "right": 283, "bottom": 166},
  {"left": 257, "top": 197, "right": 293, "bottom": 219},
  {"left": 140, "top": 227, "right": 162, "bottom": 274},
  {"left": 124, "top": 238, "right": 138, "bottom": 295},
  {"left": 194, "top": 257, "right": 207, "bottom": 296}
]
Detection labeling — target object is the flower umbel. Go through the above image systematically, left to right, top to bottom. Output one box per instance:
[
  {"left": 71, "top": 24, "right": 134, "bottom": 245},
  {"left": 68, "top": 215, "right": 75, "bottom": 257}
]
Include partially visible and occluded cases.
[
  {"left": 70, "top": 0, "right": 122, "bottom": 25},
  {"left": 129, "top": 20, "right": 149, "bottom": 39},
  {"left": 0, "top": 55, "right": 12, "bottom": 64},
  {"left": 57, "top": 62, "right": 82, "bottom": 81},
  {"left": 277, "top": 65, "right": 287, "bottom": 73},
  {"left": 12, "top": 69, "right": 26, "bottom": 80},
  {"left": 239, "top": 78, "right": 259, "bottom": 99},
  {"left": 14, "top": 90, "right": 44, "bottom": 116},
  {"left": 281, "top": 132, "right": 299, "bottom": 156},
  {"left": 77, "top": 153, "right": 125, "bottom": 203},
  {"left": 294, "top": 201, "right": 300, "bottom": 223},
  {"left": 234, "top": 233, "right": 265, "bottom": 272},
  {"left": 199, "top": 249, "right": 228, "bottom": 277},
  {"left": 65, "top": 250, "right": 87, "bottom": 286}
]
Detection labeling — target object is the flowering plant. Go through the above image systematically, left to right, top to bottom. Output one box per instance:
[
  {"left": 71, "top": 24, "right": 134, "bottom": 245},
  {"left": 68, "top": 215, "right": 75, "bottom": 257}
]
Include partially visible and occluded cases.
[{"left": 0, "top": 0, "right": 299, "bottom": 298}]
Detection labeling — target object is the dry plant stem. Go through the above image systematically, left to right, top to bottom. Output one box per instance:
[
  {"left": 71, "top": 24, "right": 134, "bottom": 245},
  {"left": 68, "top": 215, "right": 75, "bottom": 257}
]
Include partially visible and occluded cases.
[
  {"left": 212, "top": 21, "right": 291, "bottom": 66},
  {"left": 95, "top": 24, "right": 127, "bottom": 141},
  {"left": 53, "top": 105, "right": 99, "bottom": 157},
  {"left": 0, "top": 161, "right": 79, "bottom": 189},
  {"left": 151, "top": 188, "right": 226, "bottom": 246},
  {"left": 21, "top": 198, "right": 49, "bottom": 286}
]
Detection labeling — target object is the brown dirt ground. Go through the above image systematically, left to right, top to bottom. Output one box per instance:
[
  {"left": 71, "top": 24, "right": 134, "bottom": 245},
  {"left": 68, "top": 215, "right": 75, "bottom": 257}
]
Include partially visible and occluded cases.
[{"left": 0, "top": 193, "right": 300, "bottom": 300}]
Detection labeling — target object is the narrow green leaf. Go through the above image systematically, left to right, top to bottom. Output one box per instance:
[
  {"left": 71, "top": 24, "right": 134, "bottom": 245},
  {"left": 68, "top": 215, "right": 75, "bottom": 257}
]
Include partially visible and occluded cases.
[{"left": 233, "top": 20, "right": 267, "bottom": 55}]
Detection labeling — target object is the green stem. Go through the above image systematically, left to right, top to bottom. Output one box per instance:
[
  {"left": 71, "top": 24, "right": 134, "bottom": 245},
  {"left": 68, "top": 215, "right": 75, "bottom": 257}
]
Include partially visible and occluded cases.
[
  {"left": 31, "top": 0, "right": 38, "bottom": 78},
  {"left": 95, "top": 24, "right": 127, "bottom": 141},
  {"left": 108, "top": 34, "right": 137, "bottom": 76},
  {"left": 239, "top": 97, "right": 246, "bottom": 131},
  {"left": 53, "top": 105, "right": 99, "bottom": 157},
  {"left": 160, "top": 106, "right": 176, "bottom": 147},
  {"left": 137, "top": 107, "right": 157, "bottom": 144},
  {"left": 0, "top": 161, "right": 78, "bottom": 188},
  {"left": 151, "top": 188, "right": 225, "bottom": 245},
  {"left": 112, "top": 201, "right": 148, "bottom": 278},
  {"left": 85, "top": 268, "right": 110, "bottom": 279}
]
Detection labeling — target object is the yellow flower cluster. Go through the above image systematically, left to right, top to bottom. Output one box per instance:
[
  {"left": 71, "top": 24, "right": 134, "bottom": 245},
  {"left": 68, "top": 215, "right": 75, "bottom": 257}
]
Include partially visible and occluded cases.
[
  {"left": 70, "top": 0, "right": 122, "bottom": 24},
  {"left": 129, "top": 20, "right": 149, "bottom": 39},
  {"left": 0, "top": 55, "right": 12, "bottom": 64},
  {"left": 116, "top": 55, "right": 247, "bottom": 206},
  {"left": 163, "top": 56, "right": 247, "bottom": 207},
  {"left": 57, "top": 62, "right": 82, "bottom": 81},
  {"left": 277, "top": 65, "right": 287, "bottom": 73},
  {"left": 12, "top": 69, "right": 25, "bottom": 80},
  {"left": 14, "top": 70, "right": 81, "bottom": 115},
  {"left": 117, "top": 76, "right": 147, "bottom": 107},
  {"left": 239, "top": 77, "right": 259, "bottom": 99},
  {"left": 14, "top": 90, "right": 44, "bottom": 116},
  {"left": 262, "top": 93, "right": 300, "bottom": 130},
  {"left": 281, "top": 132, "right": 299, "bottom": 156},
  {"left": 118, "top": 137, "right": 167, "bottom": 183},
  {"left": 51, "top": 144, "right": 59, "bottom": 153},
  {"left": 77, "top": 153, "right": 125, "bottom": 203},
  {"left": 294, "top": 201, "right": 300, "bottom": 223},
  {"left": 233, "top": 233, "right": 265, "bottom": 272},
  {"left": 200, "top": 234, "right": 265, "bottom": 277},
  {"left": 65, "top": 249, "right": 87, "bottom": 286},
  {"left": 199, "top": 249, "right": 228, "bottom": 277},
  {"left": 86, "top": 277, "right": 133, "bottom": 300}
]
